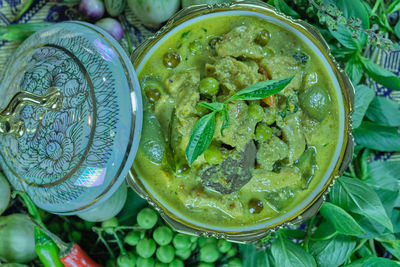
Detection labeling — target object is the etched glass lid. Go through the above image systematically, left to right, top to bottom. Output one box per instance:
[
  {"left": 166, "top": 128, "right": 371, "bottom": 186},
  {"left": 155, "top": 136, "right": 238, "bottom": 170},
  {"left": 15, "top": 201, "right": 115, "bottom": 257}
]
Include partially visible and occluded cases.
[{"left": 0, "top": 21, "right": 143, "bottom": 214}]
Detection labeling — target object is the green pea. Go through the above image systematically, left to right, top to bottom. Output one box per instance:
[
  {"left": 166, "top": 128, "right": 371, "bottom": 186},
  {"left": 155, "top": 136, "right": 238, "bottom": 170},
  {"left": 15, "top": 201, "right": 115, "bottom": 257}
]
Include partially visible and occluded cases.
[
  {"left": 255, "top": 30, "right": 271, "bottom": 46},
  {"left": 189, "top": 40, "right": 202, "bottom": 55},
  {"left": 163, "top": 51, "right": 181, "bottom": 68},
  {"left": 199, "top": 77, "right": 220, "bottom": 96},
  {"left": 299, "top": 86, "right": 330, "bottom": 121},
  {"left": 145, "top": 88, "right": 161, "bottom": 104},
  {"left": 248, "top": 104, "right": 264, "bottom": 122},
  {"left": 255, "top": 123, "right": 272, "bottom": 141},
  {"left": 204, "top": 145, "right": 223, "bottom": 165},
  {"left": 248, "top": 198, "right": 264, "bottom": 214},
  {"left": 137, "top": 208, "right": 158, "bottom": 229},
  {"left": 101, "top": 217, "right": 119, "bottom": 235},
  {"left": 84, "top": 220, "right": 95, "bottom": 230},
  {"left": 63, "top": 221, "right": 70, "bottom": 232},
  {"left": 153, "top": 226, "right": 173, "bottom": 246},
  {"left": 68, "top": 231, "right": 82, "bottom": 243},
  {"left": 125, "top": 231, "right": 141, "bottom": 246},
  {"left": 173, "top": 233, "right": 191, "bottom": 250},
  {"left": 190, "top": 236, "right": 199, "bottom": 243},
  {"left": 198, "top": 236, "right": 216, "bottom": 248},
  {"left": 136, "top": 238, "right": 156, "bottom": 258},
  {"left": 217, "top": 239, "right": 232, "bottom": 253},
  {"left": 190, "top": 242, "right": 198, "bottom": 251},
  {"left": 199, "top": 243, "right": 220, "bottom": 263},
  {"left": 156, "top": 245, "right": 175, "bottom": 263},
  {"left": 227, "top": 247, "right": 237, "bottom": 258},
  {"left": 175, "top": 248, "right": 191, "bottom": 260},
  {"left": 117, "top": 252, "right": 136, "bottom": 267},
  {"left": 136, "top": 256, "right": 155, "bottom": 267},
  {"left": 228, "top": 257, "right": 242, "bottom": 267},
  {"left": 106, "top": 259, "right": 117, "bottom": 267},
  {"left": 169, "top": 259, "right": 184, "bottom": 267},
  {"left": 155, "top": 261, "right": 168, "bottom": 267},
  {"left": 198, "top": 263, "right": 214, "bottom": 267}
]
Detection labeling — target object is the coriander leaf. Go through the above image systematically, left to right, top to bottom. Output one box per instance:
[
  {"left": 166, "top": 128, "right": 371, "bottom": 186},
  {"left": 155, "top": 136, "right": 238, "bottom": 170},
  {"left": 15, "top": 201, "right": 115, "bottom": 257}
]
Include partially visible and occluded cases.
[
  {"left": 273, "top": 0, "right": 300, "bottom": 19},
  {"left": 387, "top": 0, "right": 400, "bottom": 14},
  {"left": 345, "top": 56, "right": 363, "bottom": 85},
  {"left": 360, "top": 56, "right": 400, "bottom": 91},
  {"left": 227, "top": 76, "right": 294, "bottom": 102},
  {"left": 352, "top": 85, "right": 375, "bottom": 129},
  {"left": 366, "top": 97, "right": 400, "bottom": 127},
  {"left": 198, "top": 102, "right": 225, "bottom": 112},
  {"left": 220, "top": 108, "right": 230, "bottom": 135},
  {"left": 185, "top": 111, "right": 216, "bottom": 166},
  {"left": 353, "top": 121, "right": 400, "bottom": 152},
  {"left": 330, "top": 176, "right": 394, "bottom": 232},
  {"left": 319, "top": 202, "right": 365, "bottom": 236},
  {"left": 271, "top": 232, "right": 317, "bottom": 267},
  {"left": 309, "top": 235, "right": 356, "bottom": 267},
  {"left": 240, "top": 244, "right": 273, "bottom": 267},
  {"left": 344, "top": 256, "right": 400, "bottom": 267}
]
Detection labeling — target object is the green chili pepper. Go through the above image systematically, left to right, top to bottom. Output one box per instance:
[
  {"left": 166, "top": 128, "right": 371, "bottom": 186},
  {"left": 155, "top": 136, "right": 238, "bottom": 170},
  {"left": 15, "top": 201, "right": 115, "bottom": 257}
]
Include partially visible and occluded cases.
[{"left": 35, "top": 227, "right": 65, "bottom": 267}]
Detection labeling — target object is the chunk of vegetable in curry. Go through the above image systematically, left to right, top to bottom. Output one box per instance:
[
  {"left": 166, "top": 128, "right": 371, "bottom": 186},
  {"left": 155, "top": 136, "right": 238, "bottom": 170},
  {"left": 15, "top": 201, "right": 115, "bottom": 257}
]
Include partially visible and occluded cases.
[{"left": 133, "top": 16, "right": 340, "bottom": 228}]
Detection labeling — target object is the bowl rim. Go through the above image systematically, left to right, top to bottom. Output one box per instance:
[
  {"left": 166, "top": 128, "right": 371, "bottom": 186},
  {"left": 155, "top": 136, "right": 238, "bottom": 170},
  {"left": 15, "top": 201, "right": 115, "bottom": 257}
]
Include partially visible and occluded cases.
[{"left": 129, "top": 0, "right": 355, "bottom": 243}]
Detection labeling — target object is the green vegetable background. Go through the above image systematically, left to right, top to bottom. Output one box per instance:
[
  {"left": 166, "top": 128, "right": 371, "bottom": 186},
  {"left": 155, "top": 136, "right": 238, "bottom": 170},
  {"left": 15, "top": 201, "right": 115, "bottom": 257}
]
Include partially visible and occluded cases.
[{"left": 1, "top": 0, "right": 400, "bottom": 266}]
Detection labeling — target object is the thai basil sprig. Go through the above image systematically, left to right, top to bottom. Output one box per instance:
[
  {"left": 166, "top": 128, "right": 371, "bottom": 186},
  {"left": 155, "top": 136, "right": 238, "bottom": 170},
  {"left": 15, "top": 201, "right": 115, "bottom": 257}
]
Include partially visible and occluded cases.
[{"left": 185, "top": 76, "right": 294, "bottom": 166}]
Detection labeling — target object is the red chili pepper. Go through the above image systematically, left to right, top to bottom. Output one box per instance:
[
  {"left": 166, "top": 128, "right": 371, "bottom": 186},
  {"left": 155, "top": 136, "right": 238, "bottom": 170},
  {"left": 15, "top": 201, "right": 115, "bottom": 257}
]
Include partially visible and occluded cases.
[{"left": 60, "top": 243, "right": 102, "bottom": 267}]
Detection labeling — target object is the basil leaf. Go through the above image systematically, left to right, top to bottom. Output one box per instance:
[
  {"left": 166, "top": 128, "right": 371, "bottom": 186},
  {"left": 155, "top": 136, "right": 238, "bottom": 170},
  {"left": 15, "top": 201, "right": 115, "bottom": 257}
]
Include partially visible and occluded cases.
[
  {"left": 273, "top": 0, "right": 300, "bottom": 19},
  {"left": 387, "top": 0, "right": 400, "bottom": 14},
  {"left": 395, "top": 19, "right": 400, "bottom": 40},
  {"left": 329, "top": 23, "right": 360, "bottom": 50},
  {"left": 345, "top": 56, "right": 363, "bottom": 85},
  {"left": 360, "top": 56, "right": 400, "bottom": 91},
  {"left": 227, "top": 76, "right": 294, "bottom": 102},
  {"left": 352, "top": 85, "right": 375, "bottom": 129},
  {"left": 366, "top": 97, "right": 400, "bottom": 127},
  {"left": 198, "top": 102, "right": 225, "bottom": 112},
  {"left": 220, "top": 108, "right": 230, "bottom": 135},
  {"left": 185, "top": 111, "right": 216, "bottom": 166},
  {"left": 353, "top": 121, "right": 400, "bottom": 152},
  {"left": 369, "top": 161, "right": 400, "bottom": 181},
  {"left": 330, "top": 176, "right": 394, "bottom": 232},
  {"left": 319, "top": 202, "right": 365, "bottom": 236},
  {"left": 391, "top": 209, "right": 400, "bottom": 233},
  {"left": 354, "top": 215, "right": 386, "bottom": 239},
  {"left": 312, "top": 221, "right": 337, "bottom": 239},
  {"left": 271, "top": 232, "right": 317, "bottom": 267},
  {"left": 377, "top": 234, "right": 400, "bottom": 260},
  {"left": 309, "top": 235, "right": 356, "bottom": 267},
  {"left": 240, "top": 244, "right": 273, "bottom": 267},
  {"left": 344, "top": 257, "right": 400, "bottom": 267}
]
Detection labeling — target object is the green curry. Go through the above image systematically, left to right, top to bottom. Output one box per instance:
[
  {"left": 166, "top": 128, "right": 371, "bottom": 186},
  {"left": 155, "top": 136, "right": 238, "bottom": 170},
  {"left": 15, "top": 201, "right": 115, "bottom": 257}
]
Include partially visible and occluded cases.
[{"left": 133, "top": 15, "right": 339, "bottom": 228}]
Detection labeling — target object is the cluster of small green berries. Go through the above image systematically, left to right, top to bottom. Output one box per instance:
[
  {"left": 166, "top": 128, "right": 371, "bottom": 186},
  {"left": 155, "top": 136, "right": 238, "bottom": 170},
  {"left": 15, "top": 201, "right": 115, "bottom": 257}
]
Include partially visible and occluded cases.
[{"left": 101, "top": 207, "right": 242, "bottom": 267}]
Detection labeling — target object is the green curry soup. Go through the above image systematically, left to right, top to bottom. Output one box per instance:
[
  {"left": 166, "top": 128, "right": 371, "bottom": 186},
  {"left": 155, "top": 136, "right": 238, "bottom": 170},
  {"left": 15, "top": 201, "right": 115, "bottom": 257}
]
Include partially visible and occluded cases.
[{"left": 133, "top": 15, "right": 340, "bottom": 228}]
